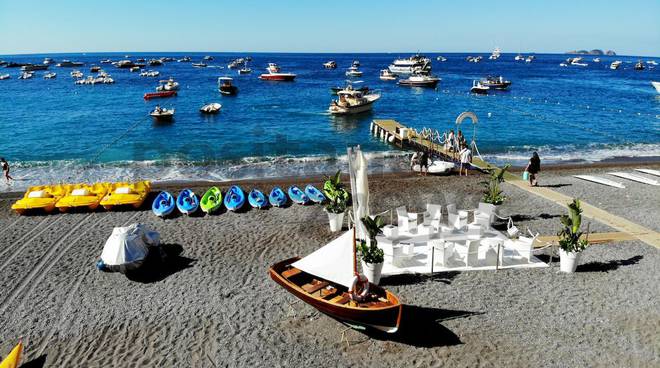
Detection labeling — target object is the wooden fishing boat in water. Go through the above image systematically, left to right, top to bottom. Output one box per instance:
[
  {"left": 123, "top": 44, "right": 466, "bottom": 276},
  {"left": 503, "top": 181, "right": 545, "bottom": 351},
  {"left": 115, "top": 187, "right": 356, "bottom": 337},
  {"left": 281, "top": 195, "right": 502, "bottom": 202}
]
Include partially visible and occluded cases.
[{"left": 269, "top": 147, "right": 402, "bottom": 333}]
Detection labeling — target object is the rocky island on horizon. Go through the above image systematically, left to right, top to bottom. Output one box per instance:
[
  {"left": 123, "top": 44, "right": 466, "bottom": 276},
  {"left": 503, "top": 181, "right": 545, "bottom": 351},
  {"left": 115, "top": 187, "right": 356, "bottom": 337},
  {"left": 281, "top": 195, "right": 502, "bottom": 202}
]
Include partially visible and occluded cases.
[{"left": 566, "top": 49, "right": 616, "bottom": 56}]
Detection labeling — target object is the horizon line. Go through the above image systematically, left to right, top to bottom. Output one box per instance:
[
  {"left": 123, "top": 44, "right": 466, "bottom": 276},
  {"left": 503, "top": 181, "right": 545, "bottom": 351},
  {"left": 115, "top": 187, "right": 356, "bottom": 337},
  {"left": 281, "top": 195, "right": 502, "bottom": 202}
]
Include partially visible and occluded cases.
[{"left": 2, "top": 50, "right": 658, "bottom": 58}]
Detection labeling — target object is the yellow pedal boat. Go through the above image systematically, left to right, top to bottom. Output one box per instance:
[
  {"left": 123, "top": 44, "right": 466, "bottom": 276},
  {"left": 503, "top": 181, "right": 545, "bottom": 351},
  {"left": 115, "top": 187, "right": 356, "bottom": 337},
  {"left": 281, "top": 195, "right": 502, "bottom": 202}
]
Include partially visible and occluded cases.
[
  {"left": 99, "top": 181, "right": 151, "bottom": 210},
  {"left": 55, "top": 183, "right": 108, "bottom": 212},
  {"left": 11, "top": 185, "right": 69, "bottom": 215},
  {"left": 0, "top": 339, "right": 23, "bottom": 368}
]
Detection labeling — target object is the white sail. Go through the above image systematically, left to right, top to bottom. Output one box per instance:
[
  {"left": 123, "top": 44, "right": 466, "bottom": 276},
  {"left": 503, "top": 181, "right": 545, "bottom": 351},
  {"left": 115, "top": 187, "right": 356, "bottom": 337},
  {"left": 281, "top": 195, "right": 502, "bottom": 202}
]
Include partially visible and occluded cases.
[
  {"left": 354, "top": 148, "right": 370, "bottom": 241},
  {"left": 291, "top": 231, "right": 356, "bottom": 288}
]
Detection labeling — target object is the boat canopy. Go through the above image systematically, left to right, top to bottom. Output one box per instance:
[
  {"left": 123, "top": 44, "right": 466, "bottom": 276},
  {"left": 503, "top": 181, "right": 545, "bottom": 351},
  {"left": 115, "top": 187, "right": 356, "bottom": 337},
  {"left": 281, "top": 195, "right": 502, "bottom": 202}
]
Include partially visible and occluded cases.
[{"left": 218, "top": 77, "right": 233, "bottom": 81}]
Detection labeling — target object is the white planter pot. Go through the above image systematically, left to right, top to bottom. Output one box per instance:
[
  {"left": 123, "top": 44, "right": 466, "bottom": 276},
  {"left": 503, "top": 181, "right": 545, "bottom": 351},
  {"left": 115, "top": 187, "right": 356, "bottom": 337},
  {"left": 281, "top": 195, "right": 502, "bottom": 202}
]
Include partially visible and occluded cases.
[
  {"left": 326, "top": 211, "right": 345, "bottom": 232},
  {"left": 559, "top": 249, "right": 581, "bottom": 273},
  {"left": 361, "top": 260, "right": 384, "bottom": 285}
]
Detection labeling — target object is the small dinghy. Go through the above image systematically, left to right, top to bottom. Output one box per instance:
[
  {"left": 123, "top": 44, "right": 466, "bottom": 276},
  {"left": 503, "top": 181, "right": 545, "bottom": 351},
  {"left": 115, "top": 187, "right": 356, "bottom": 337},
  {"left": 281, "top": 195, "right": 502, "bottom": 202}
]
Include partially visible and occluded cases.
[
  {"left": 200, "top": 102, "right": 222, "bottom": 114},
  {"left": 150, "top": 107, "right": 175, "bottom": 121},
  {"left": 412, "top": 159, "right": 456, "bottom": 175},
  {"left": 304, "top": 184, "right": 326, "bottom": 203},
  {"left": 224, "top": 185, "right": 245, "bottom": 211},
  {"left": 288, "top": 185, "right": 310, "bottom": 205},
  {"left": 200, "top": 186, "right": 223, "bottom": 213},
  {"left": 269, "top": 186, "right": 287, "bottom": 207},
  {"left": 176, "top": 189, "right": 199, "bottom": 215},
  {"left": 248, "top": 189, "right": 268, "bottom": 209},
  {"left": 152, "top": 191, "right": 175, "bottom": 217}
]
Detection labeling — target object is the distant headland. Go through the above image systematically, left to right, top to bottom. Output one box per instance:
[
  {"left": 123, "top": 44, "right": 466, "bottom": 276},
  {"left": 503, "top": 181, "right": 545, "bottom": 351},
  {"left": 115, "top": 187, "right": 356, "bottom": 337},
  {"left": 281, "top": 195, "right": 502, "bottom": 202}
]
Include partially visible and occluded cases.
[{"left": 565, "top": 49, "right": 616, "bottom": 56}]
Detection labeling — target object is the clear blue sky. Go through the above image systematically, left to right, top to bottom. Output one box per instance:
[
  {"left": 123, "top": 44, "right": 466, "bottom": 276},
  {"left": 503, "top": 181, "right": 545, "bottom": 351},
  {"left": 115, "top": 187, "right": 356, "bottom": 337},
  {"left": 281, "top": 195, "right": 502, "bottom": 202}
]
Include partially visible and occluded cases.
[{"left": 1, "top": 0, "right": 658, "bottom": 56}]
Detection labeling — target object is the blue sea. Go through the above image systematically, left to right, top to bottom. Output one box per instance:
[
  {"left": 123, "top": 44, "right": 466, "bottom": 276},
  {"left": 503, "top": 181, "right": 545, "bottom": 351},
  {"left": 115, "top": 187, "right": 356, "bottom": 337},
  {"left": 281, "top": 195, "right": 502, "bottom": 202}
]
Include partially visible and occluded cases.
[{"left": 0, "top": 52, "right": 659, "bottom": 190}]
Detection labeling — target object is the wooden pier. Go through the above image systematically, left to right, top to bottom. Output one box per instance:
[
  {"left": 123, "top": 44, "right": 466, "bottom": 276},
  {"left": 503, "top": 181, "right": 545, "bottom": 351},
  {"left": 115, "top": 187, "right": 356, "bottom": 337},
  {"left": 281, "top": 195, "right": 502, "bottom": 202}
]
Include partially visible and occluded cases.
[{"left": 370, "top": 119, "right": 494, "bottom": 170}]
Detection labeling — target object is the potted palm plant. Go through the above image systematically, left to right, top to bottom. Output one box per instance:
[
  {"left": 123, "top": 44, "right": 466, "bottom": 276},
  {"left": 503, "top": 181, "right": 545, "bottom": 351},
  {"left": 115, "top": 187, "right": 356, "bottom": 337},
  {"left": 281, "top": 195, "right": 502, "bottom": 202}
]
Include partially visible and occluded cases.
[
  {"left": 479, "top": 164, "right": 511, "bottom": 223},
  {"left": 323, "top": 171, "right": 350, "bottom": 232},
  {"left": 557, "top": 198, "right": 590, "bottom": 273},
  {"left": 358, "top": 215, "right": 386, "bottom": 284}
]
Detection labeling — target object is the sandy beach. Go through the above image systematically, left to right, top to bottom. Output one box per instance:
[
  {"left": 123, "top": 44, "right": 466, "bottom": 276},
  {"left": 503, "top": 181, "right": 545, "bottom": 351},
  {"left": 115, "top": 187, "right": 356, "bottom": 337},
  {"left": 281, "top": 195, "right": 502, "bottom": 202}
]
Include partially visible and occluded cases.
[{"left": 0, "top": 163, "right": 658, "bottom": 367}]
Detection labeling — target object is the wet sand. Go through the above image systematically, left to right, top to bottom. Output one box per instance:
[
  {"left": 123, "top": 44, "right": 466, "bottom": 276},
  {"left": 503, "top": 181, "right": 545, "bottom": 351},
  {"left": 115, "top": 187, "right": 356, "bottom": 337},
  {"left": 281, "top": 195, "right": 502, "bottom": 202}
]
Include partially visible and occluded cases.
[{"left": 0, "top": 163, "right": 658, "bottom": 367}]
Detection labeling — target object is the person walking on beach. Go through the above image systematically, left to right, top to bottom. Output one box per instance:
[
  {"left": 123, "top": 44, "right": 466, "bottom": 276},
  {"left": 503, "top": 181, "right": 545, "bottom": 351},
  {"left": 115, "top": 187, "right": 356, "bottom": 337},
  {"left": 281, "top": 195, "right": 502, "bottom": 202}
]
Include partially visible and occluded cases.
[
  {"left": 459, "top": 144, "right": 472, "bottom": 176},
  {"left": 419, "top": 150, "right": 429, "bottom": 176},
  {"left": 525, "top": 152, "right": 541, "bottom": 186},
  {"left": 1, "top": 158, "right": 13, "bottom": 183}
]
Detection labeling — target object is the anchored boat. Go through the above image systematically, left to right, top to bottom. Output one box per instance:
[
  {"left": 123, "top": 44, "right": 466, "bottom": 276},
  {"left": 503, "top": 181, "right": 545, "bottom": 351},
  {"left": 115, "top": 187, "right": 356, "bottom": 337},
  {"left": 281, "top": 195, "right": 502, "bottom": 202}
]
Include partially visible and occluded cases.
[
  {"left": 259, "top": 63, "right": 296, "bottom": 81},
  {"left": 218, "top": 77, "right": 238, "bottom": 95},
  {"left": 328, "top": 85, "right": 380, "bottom": 115}
]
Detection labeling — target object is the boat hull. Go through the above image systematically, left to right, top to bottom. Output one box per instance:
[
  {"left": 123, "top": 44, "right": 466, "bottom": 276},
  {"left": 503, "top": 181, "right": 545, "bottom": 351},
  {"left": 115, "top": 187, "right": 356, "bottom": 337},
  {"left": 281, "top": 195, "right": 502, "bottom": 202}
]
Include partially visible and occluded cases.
[
  {"left": 259, "top": 73, "right": 296, "bottom": 81},
  {"left": 398, "top": 80, "right": 439, "bottom": 88},
  {"left": 144, "top": 91, "right": 177, "bottom": 100},
  {"left": 329, "top": 101, "right": 375, "bottom": 115},
  {"left": 269, "top": 257, "right": 402, "bottom": 333}
]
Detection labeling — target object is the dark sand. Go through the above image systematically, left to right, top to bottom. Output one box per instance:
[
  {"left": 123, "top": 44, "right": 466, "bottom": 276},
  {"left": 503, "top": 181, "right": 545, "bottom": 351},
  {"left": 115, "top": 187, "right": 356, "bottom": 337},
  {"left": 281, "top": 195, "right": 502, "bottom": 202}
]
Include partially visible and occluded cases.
[{"left": 0, "top": 163, "right": 658, "bottom": 367}]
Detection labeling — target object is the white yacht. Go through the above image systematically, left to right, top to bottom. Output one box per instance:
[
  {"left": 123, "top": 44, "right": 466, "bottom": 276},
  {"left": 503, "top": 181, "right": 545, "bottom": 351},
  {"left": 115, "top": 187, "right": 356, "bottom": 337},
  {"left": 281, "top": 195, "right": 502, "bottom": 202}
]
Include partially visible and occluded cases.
[
  {"left": 489, "top": 47, "right": 501, "bottom": 60},
  {"left": 388, "top": 54, "right": 431, "bottom": 75},
  {"left": 515, "top": 54, "right": 525, "bottom": 61},
  {"left": 610, "top": 60, "right": 622, "bottom": 70},
  {"left": 345, "top": 66, "right": 363, "bottom": 77},
  {"left": 379, "top": 69, "right": 397, "bottom": 81},
  {"left": 44, "top": 72, "right": 57, "bottom": 79},
  {"left": 397, "top": 73, "right": 441, "bottom": 88},
  {"left": 156, "top": 78, "right": 180, "bottom": 91},
  {"left": 328, "top": 85, "right": 380, "bottom": 115}
]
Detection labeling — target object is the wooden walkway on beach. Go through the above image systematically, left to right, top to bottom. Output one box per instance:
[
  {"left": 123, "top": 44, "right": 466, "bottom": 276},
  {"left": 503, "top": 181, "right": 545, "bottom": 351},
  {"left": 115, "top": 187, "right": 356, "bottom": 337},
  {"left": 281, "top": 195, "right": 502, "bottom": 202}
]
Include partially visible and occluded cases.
[
  {"left": 372, "top": 118, "right": 660, "bottom": 249},
  {"left": 371, "top": 119, "right": 495, "bottom": 170}
]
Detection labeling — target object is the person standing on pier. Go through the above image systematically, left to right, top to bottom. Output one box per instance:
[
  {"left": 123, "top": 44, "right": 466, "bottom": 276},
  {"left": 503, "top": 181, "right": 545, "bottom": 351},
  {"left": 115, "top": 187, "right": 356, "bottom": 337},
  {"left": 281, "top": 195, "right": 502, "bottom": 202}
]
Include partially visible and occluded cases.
[
  {"left": 459, "top": 144, "right": 472, "bottom": 176},
  {"left": 419, "top": 150, "right": 429, "bottom": 176}
]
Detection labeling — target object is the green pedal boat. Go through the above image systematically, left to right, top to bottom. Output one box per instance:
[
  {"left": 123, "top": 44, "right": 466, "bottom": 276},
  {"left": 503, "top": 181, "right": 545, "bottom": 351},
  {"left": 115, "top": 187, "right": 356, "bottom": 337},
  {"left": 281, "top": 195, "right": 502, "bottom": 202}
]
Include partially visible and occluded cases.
[{"left": 200, "top": 186, "right": 223, "bottom": 214}]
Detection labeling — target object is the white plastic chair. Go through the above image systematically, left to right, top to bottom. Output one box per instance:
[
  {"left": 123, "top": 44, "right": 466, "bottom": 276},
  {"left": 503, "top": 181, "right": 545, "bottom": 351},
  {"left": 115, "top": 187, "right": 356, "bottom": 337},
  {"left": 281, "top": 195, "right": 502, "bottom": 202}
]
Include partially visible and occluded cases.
[
  {"left": 446, "top": 203, "right": 457, "bottom": 215},
  {"left": 425, "top": 204, "right": 442, "bottom": 229},
  {"left": 396, "top": 206, "right": 417, "bottom": 232},
  {"left": 448, "top": 212, "right": 466, "bottom": 230},
  {"left": 428, "top": 239, "right": 449, "bottom": 268},
  {"left": 455, "top": 239, "right": 480, "bottom": 267}
]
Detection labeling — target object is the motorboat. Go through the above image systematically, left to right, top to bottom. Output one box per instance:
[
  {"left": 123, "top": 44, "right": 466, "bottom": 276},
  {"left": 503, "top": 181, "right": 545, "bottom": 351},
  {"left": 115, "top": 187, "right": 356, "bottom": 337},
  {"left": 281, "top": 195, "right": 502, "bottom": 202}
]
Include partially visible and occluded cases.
[
  {"left": 489, "top": 47, "right": 501, "bottom": 60},
  {"left": 388, "top": 54, "right": 431, "bottom": 75},
  {"left": 514, "top": 54, "right": 524, "bottom": 61},
  {"left": 203, "top": 55, "right": 214, "bottom": 61},
  {"left": 525, "top": 55, "right": 534, "bottom": 63},
  {"left": 177, "top": 56, "right": 192, "bottom": 62},
  {"left": 436, "top": 56, "right": 447, "bottom": 62},
  {"left": 472, "top": 56, "right": 483, "bottom": 63},
  {"left": 43, "top": 57, "right": 55, "bottom": 65},
  {"left": 160, "top": 57, "right": 175, "bottom": 62},
  {"left": 568, "top": 57, "right": 587, "bottom": 67},
  {"left": 135, "top": 58, "right": 145, "bottom": 62},
  {"left": 593, "top": 58, "right": 601, "bottom": 63},
  {"left": 100, "top": 59, "right": 112, "bottom": 64},
  {"left": 148, "top": 59, "right": 163, "bottom": 66},
  {"left": 56, "top": 60, "right": 84, "bottom": 67},
  {"left": 115, "top": 60, "right": 136, "bottom": 68},
  {"left": 323, "top": 60, "right": 337, "bottom": 69},
  {"left": 352, "top": 60, "right": 360, "bottom": 67},
  {"left": 610, "top": 60, "right": 622, "bottom": 70},
  {"left": 634, "top": 60, "right": 645, "bottom": 70},
  {"left": 647, "top": 60, "right": 658, "bottom": 66},
  {"left": 4, "top": 62, "right": 28, "bottom": 68},
  {"left": 192, "top": 62, "right": 207, "bottom": 68},
  {"left": 259, "top": 63, "right": 296, "bottom": 81},
  {"left": 21, "top": 64, "right": 48, "bottom": 71},
  {"left": 90, "top": 65, "right": 101, "bottom": 73},
  {"left": 130, "top": 66, "right": 140, "bottom": 72},
  {"left": 345, "top": 66, "right": 363, "bottom": 77},
  {"left": 238, "top": 67, "right": 251, "bottom": 74},
  {"left": 379, "top": 69, "right": 397, "bottom": 81},
  {"left": 70, "top": 70, "right": 83, "bottom": 78},
  {"left": 140, "top": 70, "right": 160, "bottom": 77},
  {"left": 18, "top": 71, "right": 34, "bottom": 79},
  {"left": 44, "top": 72, "right": 57, "bottom": 79},
  {"left": 397, "top": 72, "right": 440, "bottom": 88},
  {"left": 0, "top": 74, "right": 10, "bottom": 80},
  {"left": 481, "top": 75, "right": 511, "bottom": 90},
  {"left": 218, "top": 77, "right": 238, "bottom": 95},
  {"left": 156, "top": 78, "right": 180, "bottom": 91},
  {"left": 470, "top": 80, "right": 489, "bottom": 94},
  {"left": 652, "top": 81, "right": 660, "bottom": 94},
  {"left": 330, "top": 84, "right": 369, "bottom": 95},
  {"left": 328, "top": 85, "right": 380, "bottom": 115},
  {"left": 143, "top": 91, "right": 177, "bottom": 100},
  {"left": 200, "top": 102, "right": 222, "bottom": 114},
  {"left": 150, "top": 107, "right": 175, "bottom": 121}
]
